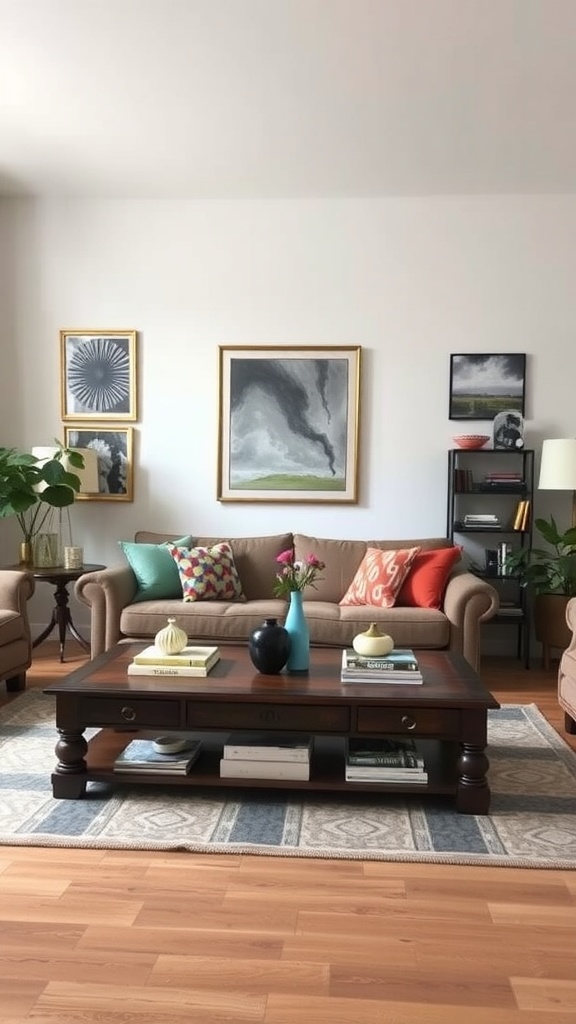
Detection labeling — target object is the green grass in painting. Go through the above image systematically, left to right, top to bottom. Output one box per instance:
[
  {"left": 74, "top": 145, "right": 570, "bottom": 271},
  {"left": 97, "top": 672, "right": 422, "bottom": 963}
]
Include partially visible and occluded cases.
[
  {"left": 451, "top": 394, "right": 523, "bottom": 417},
  {"left": 233, "top": 474, "right": 346, "bottom": 491}
]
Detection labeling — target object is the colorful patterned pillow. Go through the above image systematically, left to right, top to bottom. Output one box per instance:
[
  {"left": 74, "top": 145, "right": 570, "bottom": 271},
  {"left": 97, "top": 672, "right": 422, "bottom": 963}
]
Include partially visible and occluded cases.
[
  {"left": 168, "top": 542, "right": 244, "bottom": 603},
  {"left": 339, "top": 546, "right": 422, "bottom": 608}
]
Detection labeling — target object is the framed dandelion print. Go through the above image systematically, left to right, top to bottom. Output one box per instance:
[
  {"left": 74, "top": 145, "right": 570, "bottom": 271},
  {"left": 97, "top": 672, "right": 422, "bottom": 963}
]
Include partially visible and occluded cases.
[
  {"left": 60, "top": 330, "right": 138, "bottom": 421},
  {"left": 217, "top": 345, "right": 361, "bottom": 503},
  {"left": 64, "top": 427, "right": 134, "bottom": 501}
]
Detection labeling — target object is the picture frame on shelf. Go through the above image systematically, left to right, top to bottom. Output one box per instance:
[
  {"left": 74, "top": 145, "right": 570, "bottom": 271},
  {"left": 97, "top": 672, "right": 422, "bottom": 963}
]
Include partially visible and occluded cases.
[
  {"left": 60, "top": 329, "right": 138, "bottom": 421},
  {"left": 217, "top": 345, "right": 361, "bottom": 503},
  {"left": 449, "top": 353, "right": 526, "bottom": 420},
  {"left": 64, "top": 427, "right": 134, "bottom": 501}
]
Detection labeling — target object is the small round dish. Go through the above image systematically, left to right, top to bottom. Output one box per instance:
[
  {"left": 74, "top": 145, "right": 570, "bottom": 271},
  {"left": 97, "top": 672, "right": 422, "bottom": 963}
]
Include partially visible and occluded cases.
[
  {"left": 453, "top": 434, "right": 490, "bottom": 450},
  {"left": 152, "top": 735, "right": 191, "bottom": 755}
]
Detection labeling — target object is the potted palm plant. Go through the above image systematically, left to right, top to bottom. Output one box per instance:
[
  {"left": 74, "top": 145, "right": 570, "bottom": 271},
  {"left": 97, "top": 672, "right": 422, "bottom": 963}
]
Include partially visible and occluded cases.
[
  {"left": 0, "top": 443, "right": 84, "bottom": 564},
  {"left": 505, "top": 515, "right": 576, "bottom": 657}
]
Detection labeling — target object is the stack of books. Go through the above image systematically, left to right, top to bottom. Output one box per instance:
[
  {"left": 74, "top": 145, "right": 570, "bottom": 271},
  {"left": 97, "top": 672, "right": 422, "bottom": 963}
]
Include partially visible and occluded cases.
[
  {"left": 512, "top": 499, "right": 531, "bottom": 531},
  {"left": 461, "top": 513, "right": 501, "bottom": 529},
  {"left": 127, "top": 644, "right": 220, "bottom": 677},
  {"left": 341, "top": 648, "right": 423, "bottom": 684},
  {"left": 219, "top": 732, "right": 312, "bottom": 780},
  {"left": 113, "top": 737, "right": 202, "bottom": 774},
  {"left": 345, "top": 737, "right": 428, "bottom": 784}
]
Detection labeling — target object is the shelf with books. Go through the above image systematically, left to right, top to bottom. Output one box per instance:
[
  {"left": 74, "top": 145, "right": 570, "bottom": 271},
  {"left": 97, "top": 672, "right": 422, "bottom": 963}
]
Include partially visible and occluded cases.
[{"left": 447, "top": 447, "right": 534, "bottom": 666}]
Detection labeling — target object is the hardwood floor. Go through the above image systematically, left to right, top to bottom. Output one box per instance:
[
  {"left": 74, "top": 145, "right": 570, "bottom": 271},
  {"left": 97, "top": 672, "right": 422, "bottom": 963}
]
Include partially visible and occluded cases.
[{"left": 1, "top": 644, "right": 575, "bottom": 1023}]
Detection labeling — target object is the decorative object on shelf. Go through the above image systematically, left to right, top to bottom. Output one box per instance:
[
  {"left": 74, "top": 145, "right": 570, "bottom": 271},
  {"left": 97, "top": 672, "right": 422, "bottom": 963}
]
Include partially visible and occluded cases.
[
  {"left": 60, "top": 329, "right": 138, "bottom": 421},
  {"left": 217, "top": 345, "right": 361, "bottom": 503},
  {"left": 449, "top": 353, "right": 526, "bottom": 420},
  {"left": 493, "top": 410, "right": 524, "bottom": 450},
  {"left": 64, "top": 427, "right": 134, "bottom": 501},
  {"left": 452, "top": 434, "right": 491, "bottom": 450},
  {"left": 538, "top": 437, "right": 576, "bottom": 529},
  {"left": 0, "top": 442, "right": 85, "bottom": 565},
  {"left": 283, "top": 590, "right": 310, "bottom": 673},
  {"left": 154, "top": 617, "right": 188, "bottom": 656},
  {"left": 248, "top": 617, "right": 291, "bottom": 674},
  {"left": 352, "top": 623, "right": 394, "bottom": 657}
]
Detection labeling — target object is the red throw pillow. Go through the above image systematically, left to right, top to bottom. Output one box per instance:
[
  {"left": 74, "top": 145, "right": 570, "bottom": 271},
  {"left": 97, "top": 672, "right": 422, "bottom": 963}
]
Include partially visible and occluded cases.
[
  {"left": 339, "top": 546, "right": 421, "bottom": 608},
  {"left": 397, "top": 546, "right": 462, "bottom": 609}
]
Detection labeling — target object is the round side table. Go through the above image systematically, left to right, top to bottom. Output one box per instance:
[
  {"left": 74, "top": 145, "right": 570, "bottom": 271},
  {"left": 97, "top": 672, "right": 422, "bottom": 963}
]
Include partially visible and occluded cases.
[{"left": 12, "top": 563, "right": 106, "bottom": 663}]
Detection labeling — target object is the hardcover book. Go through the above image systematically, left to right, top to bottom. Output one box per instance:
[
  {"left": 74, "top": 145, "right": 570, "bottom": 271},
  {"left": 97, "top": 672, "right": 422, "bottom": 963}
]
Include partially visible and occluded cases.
[
  {"left": 132, "top": 645, "right": 220, "bottom": 668},
  {"left": 341, "top": 649, "right": 423, "bottom": 682},
  {"left": 127, "top": 659, "right": 219, "bottom": 678},
  {"left": 222, "top": 732, "right": 312, "bottom": 763},
  {"left": 113, "top": 738, "right": 202, "bottom": 773},
  {"left": 219, "top": 758, "right": 310, "bottom": 781}
]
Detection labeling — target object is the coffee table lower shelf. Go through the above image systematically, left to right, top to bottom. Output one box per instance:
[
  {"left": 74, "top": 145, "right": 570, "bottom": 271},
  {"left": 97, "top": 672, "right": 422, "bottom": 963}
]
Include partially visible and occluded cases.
[{"left": 51, "top": 729, "right": 470, "bottom": 805}]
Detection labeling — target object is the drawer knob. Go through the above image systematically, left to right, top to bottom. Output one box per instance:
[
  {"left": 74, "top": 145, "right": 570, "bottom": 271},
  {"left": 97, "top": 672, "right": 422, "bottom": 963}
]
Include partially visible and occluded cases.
[
  {"left": 121, "top": 705, "right": 136, "bottom": 722},
  {"left": 401, "top": 714, "right": 417, "bottom": 731}
]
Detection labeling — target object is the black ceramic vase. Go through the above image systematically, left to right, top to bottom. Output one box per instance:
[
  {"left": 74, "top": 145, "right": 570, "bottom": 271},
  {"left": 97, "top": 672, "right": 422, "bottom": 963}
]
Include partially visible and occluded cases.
[{"left": 248, "top": 617, "right": 291, "bottom": 674}]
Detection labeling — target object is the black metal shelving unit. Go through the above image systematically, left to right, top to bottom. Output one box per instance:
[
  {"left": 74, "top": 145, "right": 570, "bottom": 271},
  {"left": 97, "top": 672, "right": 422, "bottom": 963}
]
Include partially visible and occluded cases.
[{"left": 447, "top": 448, "right": 534, "bottom": 667}]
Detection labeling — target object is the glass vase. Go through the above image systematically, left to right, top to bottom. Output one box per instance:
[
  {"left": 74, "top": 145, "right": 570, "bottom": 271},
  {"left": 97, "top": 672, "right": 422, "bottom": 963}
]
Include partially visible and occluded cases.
[{"left": 284, "top": 590, "right": 310, "bottom": 673}]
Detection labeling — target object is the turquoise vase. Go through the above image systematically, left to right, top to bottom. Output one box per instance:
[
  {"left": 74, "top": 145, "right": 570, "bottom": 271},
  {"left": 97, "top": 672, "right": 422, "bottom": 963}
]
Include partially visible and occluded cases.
[{"left": 284, "top": 590, "right": 310, "bottom": 673}]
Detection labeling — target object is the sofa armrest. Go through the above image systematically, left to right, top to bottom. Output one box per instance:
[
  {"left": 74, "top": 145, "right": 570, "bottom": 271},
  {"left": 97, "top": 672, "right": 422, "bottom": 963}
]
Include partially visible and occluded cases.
[
  {"left": 75, "top": 565, "right": 138, "bottom": 659},
  {"left": 0, "top": 569, "right": 35, "bottom": 613},
  {"left": 442, "top": 571, "right": 499, "bottom": 672},
  {"left": 564, "top": 598, "right": 576, "bottom": 654}
]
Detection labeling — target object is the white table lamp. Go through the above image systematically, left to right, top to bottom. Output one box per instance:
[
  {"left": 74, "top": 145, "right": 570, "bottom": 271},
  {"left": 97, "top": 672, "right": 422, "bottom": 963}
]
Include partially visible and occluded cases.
[{"left": 538, "top": 438, "right": 576, "bottom": 529}]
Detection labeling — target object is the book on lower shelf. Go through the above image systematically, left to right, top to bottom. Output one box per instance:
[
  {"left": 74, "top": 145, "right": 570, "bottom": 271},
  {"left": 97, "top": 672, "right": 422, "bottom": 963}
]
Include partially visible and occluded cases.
[
  {"left": 132, "top": 644, "right": 220, "bottom": 669},
  {"left": 341, "top": 648, "right": 423, "bottom": 683},
  {"left": 222, "top": 732, "right": 313, "bottom": 763},
  {"left": 345, "top": 737, "right": 428, "bottom": 783},
  {"left": 113, "top": 738, "right": 202, "bottom": 774},
  {"left": 219, "top": 758, "right": 310, "bottom": 781}
]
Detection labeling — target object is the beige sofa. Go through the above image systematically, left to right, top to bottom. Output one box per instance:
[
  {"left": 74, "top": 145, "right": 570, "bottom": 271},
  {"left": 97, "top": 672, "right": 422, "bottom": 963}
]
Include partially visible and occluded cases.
[
  {"left": 75, "top": 532, "right": 499, "bottom": 671},
  {"left": 0, "top": 569, "right": 35, "bottom": 691},
  {"left": 558, "top": 598, "right": 576, "bottom": 733}
]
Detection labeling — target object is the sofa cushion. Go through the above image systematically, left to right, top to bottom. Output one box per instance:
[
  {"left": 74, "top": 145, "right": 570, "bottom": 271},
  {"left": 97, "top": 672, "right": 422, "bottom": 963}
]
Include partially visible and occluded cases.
[
  {"left": 119, "top": 535, "right": 193, "bottom": 602},
  {"left": 169, "top": 542, "right": 244, "bottom": 603},
  {"left": 339, "top": 546, "right": 421, "bottom": 608},
  {"left": 397, "top": 546, "right": 462, "bottom": 609}
]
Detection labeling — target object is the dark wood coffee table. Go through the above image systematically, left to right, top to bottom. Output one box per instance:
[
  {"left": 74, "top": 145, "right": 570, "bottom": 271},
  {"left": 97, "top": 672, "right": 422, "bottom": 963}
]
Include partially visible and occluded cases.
[{"left": 44, "top": 644, "right": 500, "bottom": 813}]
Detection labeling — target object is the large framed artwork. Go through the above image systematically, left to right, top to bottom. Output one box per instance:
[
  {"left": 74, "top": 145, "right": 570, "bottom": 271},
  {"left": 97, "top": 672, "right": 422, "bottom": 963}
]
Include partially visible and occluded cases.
[
  {"left": 60, "top": 330, "right": 138, "bottom": 421},
  {"left": 217, "top": 346, "right": 361, "bottom": 503},
  {"left": 449, "top": 353, "right": 526, "bottom": 420},
  {"left": 64, "top": 427, "right": 134, "bottom": 501}
]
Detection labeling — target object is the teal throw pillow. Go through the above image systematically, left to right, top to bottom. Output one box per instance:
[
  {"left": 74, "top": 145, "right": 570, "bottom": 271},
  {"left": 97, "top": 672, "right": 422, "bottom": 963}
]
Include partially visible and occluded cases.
[{"left": 119, "top": 536, "right": 193, "bottom": 602}]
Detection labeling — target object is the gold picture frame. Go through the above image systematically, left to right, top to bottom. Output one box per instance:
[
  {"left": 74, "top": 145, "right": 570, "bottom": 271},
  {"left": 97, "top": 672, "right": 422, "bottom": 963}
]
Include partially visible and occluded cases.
[
  {"left": 60, "top": 329, "right": 138, "bottom": 421},
  {"left": 217, "top": 345, "right": 361, "bottom": 503},
  {"left": 64, "top": 427, "right": 134, "bottom": 502}
]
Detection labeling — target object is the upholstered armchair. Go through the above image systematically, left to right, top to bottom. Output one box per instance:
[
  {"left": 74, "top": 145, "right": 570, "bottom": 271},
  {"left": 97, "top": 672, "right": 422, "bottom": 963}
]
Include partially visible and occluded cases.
[
  {"left": 0, "top": 569, "right": 35, "bottom": 691},
  {"left": 558, "top": 597, "right": 576, "bottom": 734}
]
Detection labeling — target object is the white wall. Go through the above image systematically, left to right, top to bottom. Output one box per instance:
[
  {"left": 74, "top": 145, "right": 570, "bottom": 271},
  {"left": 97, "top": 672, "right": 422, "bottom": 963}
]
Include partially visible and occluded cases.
[{"left": 1, "top": 195, "right": 575, "bottom": 645}]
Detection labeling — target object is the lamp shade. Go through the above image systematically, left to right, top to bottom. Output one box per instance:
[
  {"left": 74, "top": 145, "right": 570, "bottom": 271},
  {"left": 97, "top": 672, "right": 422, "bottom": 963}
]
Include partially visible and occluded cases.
[
  {"left": 538, "top": 439, "right": 576, "bottom": 491},
  {"left": 31, "top": 446, "right": 100, "bottom": 494}
]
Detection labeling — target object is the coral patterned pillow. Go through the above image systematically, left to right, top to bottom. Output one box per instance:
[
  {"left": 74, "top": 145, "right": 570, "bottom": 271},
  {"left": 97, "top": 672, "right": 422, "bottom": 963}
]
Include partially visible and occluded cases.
[
  {"left": 168, "top": 542, "right": 244, "bottom": 602},
  {"left": 339, "top": 546, "right": 422, "bottom": 608},
  {"left": 397, "top": 546, "right": 462, "bottom": 609}
]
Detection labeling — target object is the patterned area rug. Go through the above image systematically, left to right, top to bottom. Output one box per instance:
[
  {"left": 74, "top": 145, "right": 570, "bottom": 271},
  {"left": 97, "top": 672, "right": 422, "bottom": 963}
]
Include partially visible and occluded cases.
[{"left": 1, "top": 691, "right": 576, "bottom": 868}]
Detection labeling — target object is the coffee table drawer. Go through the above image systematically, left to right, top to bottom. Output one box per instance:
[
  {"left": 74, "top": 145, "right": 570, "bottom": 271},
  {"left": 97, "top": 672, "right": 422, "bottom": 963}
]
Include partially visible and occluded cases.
[
  {"left": 78, "top": 698, "right": 180, "bottom": 728},
  {"left": 188, "top": 702, "right": 350, "bottom": 732},
  {"left": 357, "top": 707, "right": 460, "bottom": 736}
]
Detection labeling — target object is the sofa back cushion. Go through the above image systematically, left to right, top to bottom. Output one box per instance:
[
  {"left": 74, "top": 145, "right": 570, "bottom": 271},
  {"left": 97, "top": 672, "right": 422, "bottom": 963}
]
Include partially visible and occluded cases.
[{"left": 293, "top": 535, "right": 453, "bottom": 603}]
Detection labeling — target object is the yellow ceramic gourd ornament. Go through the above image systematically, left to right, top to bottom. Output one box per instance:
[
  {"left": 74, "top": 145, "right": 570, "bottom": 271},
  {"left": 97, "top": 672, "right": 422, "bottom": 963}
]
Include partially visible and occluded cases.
[{"left": 352, "top": 623, "right": 394, "bottom": 657}]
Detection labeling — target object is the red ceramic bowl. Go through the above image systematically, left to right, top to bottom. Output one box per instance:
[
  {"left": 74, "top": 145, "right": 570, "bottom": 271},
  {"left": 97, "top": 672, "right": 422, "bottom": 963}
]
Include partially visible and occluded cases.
[{"left": 453, "top": 434, "right": 490, "bottom": 450}]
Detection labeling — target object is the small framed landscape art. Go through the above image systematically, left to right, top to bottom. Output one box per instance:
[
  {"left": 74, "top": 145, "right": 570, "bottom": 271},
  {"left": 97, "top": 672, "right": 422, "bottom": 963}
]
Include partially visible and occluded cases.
[
  {"left": 60, "top": 330, "right": 138, "bottom": 421},
  {"left": 217, "top": 345, "right": 361, "bottom": 503},
  {"left": 449, "top": 353, "right": 526, "bottom": 420},
  {"left": 64, "top": 427, "right": 134, "bottom": 501}
]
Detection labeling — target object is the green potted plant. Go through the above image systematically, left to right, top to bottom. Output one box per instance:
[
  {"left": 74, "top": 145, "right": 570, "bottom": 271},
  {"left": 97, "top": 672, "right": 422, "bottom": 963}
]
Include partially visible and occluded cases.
[
  {"left": 0, "top": 442, "right": 84, "bottom": 564},
  {"left": 505, "top": 515, "right": 576, "bottom": 658}
]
